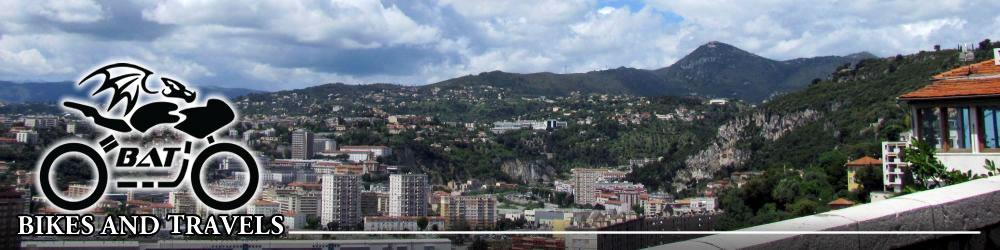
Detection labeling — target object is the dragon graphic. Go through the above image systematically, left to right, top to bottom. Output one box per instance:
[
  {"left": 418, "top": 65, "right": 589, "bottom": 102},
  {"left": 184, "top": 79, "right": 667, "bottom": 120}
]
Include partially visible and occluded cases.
[
  {"left": 67, "top": 62, "right": 233, "bottom": 139},
  {"left": 78, "top": 62, "right": 196, "bottom": 115}
]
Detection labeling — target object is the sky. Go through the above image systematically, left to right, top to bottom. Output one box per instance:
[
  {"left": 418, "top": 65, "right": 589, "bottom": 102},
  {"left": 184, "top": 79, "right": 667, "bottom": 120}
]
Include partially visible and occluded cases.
[{"left": 1, "top": 0, "right": 998, "bottom": 91}]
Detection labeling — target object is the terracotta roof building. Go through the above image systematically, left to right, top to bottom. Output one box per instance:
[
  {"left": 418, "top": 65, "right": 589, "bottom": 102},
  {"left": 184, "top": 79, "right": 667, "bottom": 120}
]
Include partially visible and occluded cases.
[
  {"left": 898, "top": 58, "right": 1000, "bottom": 176},
  {"left": 901, "top": 59, "right": 1000, "bottom": 100},
  {"left": 845, "top": 156, "right": 882, "bottom": 192},
  {"left": 846, "top": 156, "right": 882, "bottom": 167},
  {"left": 827, "top": 198, "right": 856, "bottom": 210}
]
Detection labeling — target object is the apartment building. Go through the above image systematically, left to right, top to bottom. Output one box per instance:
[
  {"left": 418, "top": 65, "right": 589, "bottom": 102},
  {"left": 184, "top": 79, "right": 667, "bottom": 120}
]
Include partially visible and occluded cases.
[
  {"left": 291, "top": 128, "right": 314, "bottom": 159},
  {"left": 882, "top": 140, "right": 912, "bottom": 192},
  {"left": 571, "top": 168, "right": 628, "bottom": 205},
  {"left": 321, "top": 174, "right": 362, "bottom": 230},
  {"left": 388, "top": 174, "right": 429, "bottom": 217},
  {"left": 361, "top": 191, "right": 390, "bottom": 216},
  {"left": 440, "top": 195, "right": 498, "bottom": 230}
]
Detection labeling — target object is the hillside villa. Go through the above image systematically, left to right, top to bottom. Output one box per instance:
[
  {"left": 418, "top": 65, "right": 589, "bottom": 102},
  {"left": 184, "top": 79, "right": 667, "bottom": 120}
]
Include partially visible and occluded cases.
[{"left": 888, "top": 58, "right": 1000, "bottom": 191}]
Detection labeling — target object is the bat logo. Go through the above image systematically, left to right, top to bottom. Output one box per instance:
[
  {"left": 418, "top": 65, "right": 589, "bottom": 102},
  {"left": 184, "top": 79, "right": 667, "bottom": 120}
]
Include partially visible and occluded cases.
[{"left": 35, "top": 62, "right": 261, "bottom": 213}]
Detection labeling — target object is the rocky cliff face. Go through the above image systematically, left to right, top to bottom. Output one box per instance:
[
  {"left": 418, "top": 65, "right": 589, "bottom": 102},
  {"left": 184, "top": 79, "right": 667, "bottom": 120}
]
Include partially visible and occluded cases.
[
  {"left": 673, "top": 109, "right": 821, "bottom": 191},
  {"left": 500, "top": 159, "right": 556, "bottom": 185}
]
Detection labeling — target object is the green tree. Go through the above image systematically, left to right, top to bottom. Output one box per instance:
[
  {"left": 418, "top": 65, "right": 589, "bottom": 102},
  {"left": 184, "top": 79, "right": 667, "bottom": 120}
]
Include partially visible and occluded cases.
[
  {"left": 902, "top": 139, "right": 948, "bottom": 189},
  {"left": 818, "top": 150, "right": 848, "bottom": 189},
  {"left": 854, "top": 165, "right": 883, "bottom": 201},
  {"left": 771, "top": 177, "right": 801, "bottom": 206},
  {"left": 717, "top": 188, "right": 752, "bottom": 230},
  {"left": 787, "top": 199, "right": 822, "bottom": 217},
  {"left": 631, "top": 204, "right": 645, "bottom": 216},
  {"left": 305, "top": 215, "right": 320, "bottom": 230},
  {"left": 417, "top": 216, "right": 429, "bottom": 231}
]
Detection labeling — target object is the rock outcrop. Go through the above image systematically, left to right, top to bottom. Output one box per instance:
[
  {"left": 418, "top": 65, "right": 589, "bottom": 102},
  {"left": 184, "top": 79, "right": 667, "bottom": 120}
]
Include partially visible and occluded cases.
[{"left": 673, "top": 109, "right": 821, "bottom": 191}]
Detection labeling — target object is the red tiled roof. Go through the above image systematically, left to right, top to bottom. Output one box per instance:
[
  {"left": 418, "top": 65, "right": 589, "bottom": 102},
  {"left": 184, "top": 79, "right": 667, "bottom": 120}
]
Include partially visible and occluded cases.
[
  {"left": 933, "top": 59, "right": 1000, "bottom": 79},
  {"left": 902, "top": 60, "right": 1000, "bottom": 100},
  {"left": 900, "top": 77, "right": 1000, "bottom": 100},
  {"left": 846, "top": 156, "right": 882, "bottom": 167},
  {"left": 289, "top": 181, "right": 321, "bottom": 189},
  {"left": 827, "top": 198, "right": 855, "bottom": 206},
  {"left": 255, "top": 199, "right": 279, "bottom": 206},
  {"left": 149, "top": 203, "right": 174, "bottom": 209}
]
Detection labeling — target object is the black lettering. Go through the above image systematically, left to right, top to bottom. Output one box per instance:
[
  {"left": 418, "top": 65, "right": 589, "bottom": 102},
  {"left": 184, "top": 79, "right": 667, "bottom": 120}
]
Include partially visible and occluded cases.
[
  {"left": 161, "top": 147, "right": 180, "bottom": 167},
  {"left": 116, "top": 148, "right": 139, "bottom": 166}
]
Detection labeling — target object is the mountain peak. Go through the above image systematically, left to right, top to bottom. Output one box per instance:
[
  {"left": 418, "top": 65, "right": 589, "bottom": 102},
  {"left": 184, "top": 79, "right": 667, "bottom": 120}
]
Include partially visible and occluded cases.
[
  {"left": 689, "top": 41, "right": 756, "bottom": 58},
  {"left": 702, "top": 41, "right": 730, "bottom": 48},
  {"left": 846, "top": 51, "right": 877, "bottom": 59}
]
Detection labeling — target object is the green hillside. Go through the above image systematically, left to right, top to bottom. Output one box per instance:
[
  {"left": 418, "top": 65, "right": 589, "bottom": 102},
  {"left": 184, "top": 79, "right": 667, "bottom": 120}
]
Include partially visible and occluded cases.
[
  {"left": 432, "top": 41, "right": 868, "bottom": 102},
  {"left": 710, "top": 41, "right": 1000, "bottom": 230}
]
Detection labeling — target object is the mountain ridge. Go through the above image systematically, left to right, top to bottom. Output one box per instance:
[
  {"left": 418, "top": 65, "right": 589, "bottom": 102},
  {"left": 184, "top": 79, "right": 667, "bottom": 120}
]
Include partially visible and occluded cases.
[{"left": 432, "top": 41, "right": 872, "bottom": 102}]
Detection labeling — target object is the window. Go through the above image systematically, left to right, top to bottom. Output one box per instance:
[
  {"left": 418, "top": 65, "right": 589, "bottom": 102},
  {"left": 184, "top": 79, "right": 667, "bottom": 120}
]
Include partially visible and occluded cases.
[
  {"left": 946, "top": 107, "right": 972, "bottom": 150},
  {"left": 981, "top": 107, "right": 1000, "bottom": 150},
  {"left": 918, "top": 108, "right": 942, "bottom": 148}
]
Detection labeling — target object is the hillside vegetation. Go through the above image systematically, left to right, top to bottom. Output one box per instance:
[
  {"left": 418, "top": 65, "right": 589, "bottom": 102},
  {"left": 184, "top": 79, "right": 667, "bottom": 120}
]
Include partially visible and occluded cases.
[
  {"left": 432, "top": 41, "right": 868, "bottom": 102},
  {"left": 704, "top": 41, "right": 1000, "bottom": 230}
]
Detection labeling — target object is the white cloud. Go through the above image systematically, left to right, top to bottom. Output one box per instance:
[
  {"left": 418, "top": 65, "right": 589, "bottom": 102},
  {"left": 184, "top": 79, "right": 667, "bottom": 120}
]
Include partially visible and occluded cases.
[
  {"left": 0, "top": 0, "right": 998, "bottom": 91},
  {"left": 37, "top": 0, "right": 105, "bottom": 23},
  {"left": 142, "top": 0, "right": 440, "bottom": 48},
  {"left": 647, "top": 0, "right": 1000, "bottom": 59}
]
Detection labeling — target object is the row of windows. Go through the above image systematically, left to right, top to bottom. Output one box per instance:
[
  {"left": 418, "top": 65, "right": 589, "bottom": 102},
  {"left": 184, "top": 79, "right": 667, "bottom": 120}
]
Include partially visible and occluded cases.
[{"left": 918, "top": 106, "right": 1000, "bottom": 151}]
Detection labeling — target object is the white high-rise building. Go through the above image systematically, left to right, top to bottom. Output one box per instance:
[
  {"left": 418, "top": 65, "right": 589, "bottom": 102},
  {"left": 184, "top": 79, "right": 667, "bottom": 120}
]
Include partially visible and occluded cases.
[
  {"left": 291, "top": 129, "right": 314, "bottom": 159},
  {"left": 15, "top": 130, "right": 38, "bottom": 145},
  {"left": 882, "top": 140, "right": 912, "bottom": 193},
  {"left": 571, "top": 168, "right": 627, "bottom": 205},
  {"left": 321, "top": 174, "right": 361, "bottom": 230},
  {"left": 388, "top": 174, "right": 429, "bottom": 217}
]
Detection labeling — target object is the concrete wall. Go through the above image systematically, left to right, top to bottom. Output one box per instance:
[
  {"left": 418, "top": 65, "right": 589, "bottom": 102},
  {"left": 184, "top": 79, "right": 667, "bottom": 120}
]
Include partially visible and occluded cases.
[
  {"left": 937, "top": 152, "right": 1000, "bottom": 175},
  {"left": 647, "top": 176, "right": 1000, "bottom": 250}
]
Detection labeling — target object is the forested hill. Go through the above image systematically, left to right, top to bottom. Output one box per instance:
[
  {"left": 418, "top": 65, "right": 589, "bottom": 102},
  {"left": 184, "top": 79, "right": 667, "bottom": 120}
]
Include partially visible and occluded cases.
[
  {"left": 432, "top": 41, "right": 871, "bottom": 102},
  {"left": 646, "top": 41, "right": 1000, "bottom": 198},
  {"left": 648, "top": 41, "right": 1000, "bottom": 231},
  {"left": 653, "top": 41, "right": 875, "bottom": 102},
  {"left": 748, "top": 46, "right": 998, "bottom": 170}
]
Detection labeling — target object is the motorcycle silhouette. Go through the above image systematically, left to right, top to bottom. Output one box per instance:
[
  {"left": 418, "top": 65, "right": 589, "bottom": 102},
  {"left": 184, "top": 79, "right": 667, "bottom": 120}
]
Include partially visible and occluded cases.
[{"left": 37, "top": 63, "right": 259, "bottom": 211}]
